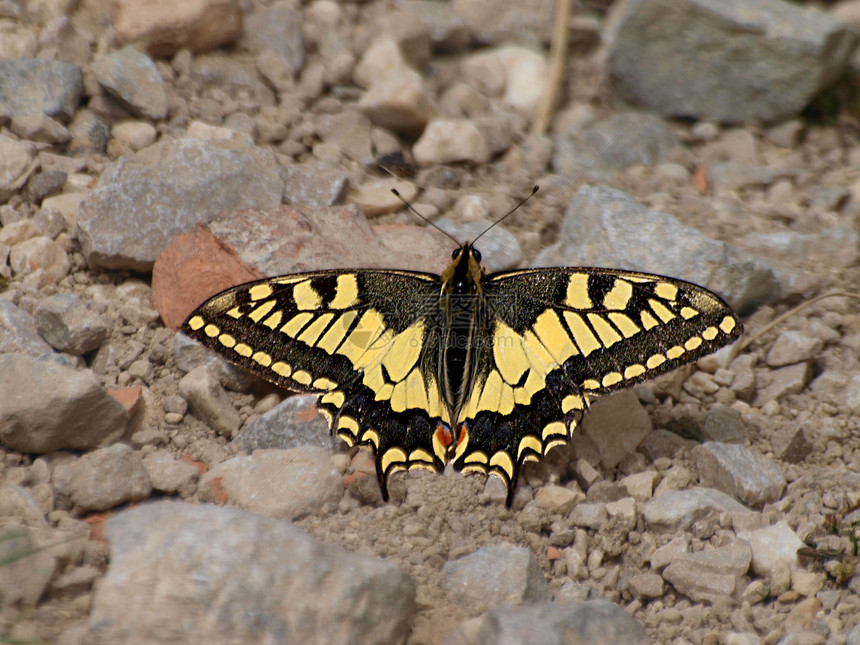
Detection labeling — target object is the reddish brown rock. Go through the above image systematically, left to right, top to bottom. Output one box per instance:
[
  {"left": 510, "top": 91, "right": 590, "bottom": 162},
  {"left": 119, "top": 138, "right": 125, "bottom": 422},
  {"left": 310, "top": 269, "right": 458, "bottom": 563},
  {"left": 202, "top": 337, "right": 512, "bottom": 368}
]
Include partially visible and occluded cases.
[{"left": 151, "top": 225, "right": 263, "bottom": 330}]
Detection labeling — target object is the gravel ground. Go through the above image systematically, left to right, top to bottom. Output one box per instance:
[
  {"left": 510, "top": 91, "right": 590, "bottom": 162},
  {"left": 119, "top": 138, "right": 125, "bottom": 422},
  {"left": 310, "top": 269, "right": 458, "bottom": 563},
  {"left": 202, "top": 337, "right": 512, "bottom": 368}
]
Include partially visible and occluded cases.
[{"left": 1, "top": 1, "right": 860, "bottom": 644}]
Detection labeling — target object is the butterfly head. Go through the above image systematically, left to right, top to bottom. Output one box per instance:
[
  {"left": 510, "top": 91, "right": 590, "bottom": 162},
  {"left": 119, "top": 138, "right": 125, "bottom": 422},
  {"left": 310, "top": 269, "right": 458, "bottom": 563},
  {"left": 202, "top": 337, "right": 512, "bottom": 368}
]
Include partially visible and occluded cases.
[{"left": 442, "top": 242, "right": 485, "bottom": 294}]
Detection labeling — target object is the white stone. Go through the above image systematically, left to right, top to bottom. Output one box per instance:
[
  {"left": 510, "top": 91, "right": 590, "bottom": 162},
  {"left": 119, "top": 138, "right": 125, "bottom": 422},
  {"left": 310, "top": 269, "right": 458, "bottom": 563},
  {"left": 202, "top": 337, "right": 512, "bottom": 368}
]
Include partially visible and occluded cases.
[
  {"left": 353, "top": 38, "right": 408, "bottom": 89},
  {"left": 462, "top": 46, "right": 548, "bottom": 117},
  {"left": 359, "top": 69, "right": 434, "bottom": 137},
  {"left": 413, "top": 119, "right": 491, "bottom": 165},
  {"left": 112, "top": 121, "right": 158, "bottom": 151},
  {"left": 348, "top": 179, "right": 417, "bottom": 217},
  {"left": 9, "top": 236, "right": 71, "bottom": 282},
  {"left": 620, "top": 471, "right": 659, "bottom": 501},
  {"left": 606, "top": 497, "right": 637, "bottom": 530},
  {"left": 737, "top": 520, "right": 804, "bottom": 577}
]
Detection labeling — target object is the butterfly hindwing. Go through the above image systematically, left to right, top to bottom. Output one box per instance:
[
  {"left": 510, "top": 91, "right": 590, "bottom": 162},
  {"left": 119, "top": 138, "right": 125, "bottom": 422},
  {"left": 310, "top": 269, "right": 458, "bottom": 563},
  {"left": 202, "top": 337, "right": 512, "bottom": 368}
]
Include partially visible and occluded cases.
[
  {"left": 451, "top": 267, "right": 742, "bottom": 500},
  {"left": 183, "top": 269, "right": 453, "bottom": 498}
]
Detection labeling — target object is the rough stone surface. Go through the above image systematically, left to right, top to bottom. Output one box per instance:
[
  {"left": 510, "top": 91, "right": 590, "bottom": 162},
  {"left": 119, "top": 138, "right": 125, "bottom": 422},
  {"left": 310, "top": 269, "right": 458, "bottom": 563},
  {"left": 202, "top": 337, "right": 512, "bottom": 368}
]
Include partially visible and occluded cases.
[
  {"left": 111, "top": 0, "right": 243, "bottom": 57},
  {"left": 603, "top": 0, "right": 857, "bottom": 123},
  {"left": 92, "top": 45, "right": 167, "bottom": 120},
  {"left": 0, "top": 58, "right": 82, "bottom": 121},
  {"left": 413, "top": 119, "right": 492, "bottom": 165},
  {"left": 77, "top": 138, "right": 283, "bottom": 271},
  {"left": 536, "top": 185, "right": 778, "bottom": 314},
  {"left": 33, "top": 293, "right": 110, "bottom": 355},
  {"left": 0, "top": 298, "right": 54, "bottom": 356},
  {"left": 173, "top": 332, "right": 256, "bottom": 392},
  {"left": 0, "top": 353, "right": 128, "bottom": 453},
  {"left": 754, "top": 362, "right": 812, "bottom": 406},
  {"left": 178, "top": 365, "right": 242, "bottom": 437},
  {"left": 582, "top": 390, "right": 652, "bottom": 469},
  {"left": 232, "top": 395, "right": 335, "bottom": 453},
  {"left": 695, "top": 442, "right": 786, "bottom": 507},
  {"left": 67, "top": 443, "right": 152, "bottom": 511},
  {"left": 198, "top": 448, "right": 343, "bottom": 520},
  {"left": 141, "top": 451, "right": 200, "bottom": 497},
  {"left": 643, "top": 487, "right": 748, "bottom": 532},
  {"left": 88, "top": 501, "right": 415, "bottom": 645},
  {"left": 738, "top": 521, "right": 804, "bottom": 577},
  {"left": 0, "top": 526, "right": 57, "bottom": 607},
  {"left": 662, "top": 539, "right": 751, "bottom": 603},
  {"left": 441, "top": 544, "right": 549, "bottom": 613},
  {"left": 628, "top": 572, "right": 665, "bottom": 600},
  {"left": 458, "top": 599, "right": 650, "bottom": 645}
]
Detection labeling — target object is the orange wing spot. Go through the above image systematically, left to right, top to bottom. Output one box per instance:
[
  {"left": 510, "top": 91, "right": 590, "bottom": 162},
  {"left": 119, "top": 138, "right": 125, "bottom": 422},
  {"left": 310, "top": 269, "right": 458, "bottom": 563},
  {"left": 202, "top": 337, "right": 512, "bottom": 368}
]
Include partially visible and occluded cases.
[
  {"left": 435, "top": 423, "right": 453, "bottom": 448},
  {"left": 456, "top": 424, "right": 468, "bottom": 447}
]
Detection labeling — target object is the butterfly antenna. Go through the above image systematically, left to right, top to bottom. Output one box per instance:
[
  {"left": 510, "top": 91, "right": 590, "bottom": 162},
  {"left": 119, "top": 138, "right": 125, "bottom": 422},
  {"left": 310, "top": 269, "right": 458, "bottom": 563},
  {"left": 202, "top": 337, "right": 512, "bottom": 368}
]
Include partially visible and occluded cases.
[
  {"left": 472, "top": 185, "right": 539, "bottom": 245},
  {"left": 391, "top": 188, "right": 461, "bottom": 245}
]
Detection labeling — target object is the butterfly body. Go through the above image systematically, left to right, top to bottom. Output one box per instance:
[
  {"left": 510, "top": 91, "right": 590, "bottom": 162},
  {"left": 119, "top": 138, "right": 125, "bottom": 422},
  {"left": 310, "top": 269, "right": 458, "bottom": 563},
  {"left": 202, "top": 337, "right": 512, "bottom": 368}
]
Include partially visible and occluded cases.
[{"left": 183, "top": 240, "right": 741, "bottom": 506}]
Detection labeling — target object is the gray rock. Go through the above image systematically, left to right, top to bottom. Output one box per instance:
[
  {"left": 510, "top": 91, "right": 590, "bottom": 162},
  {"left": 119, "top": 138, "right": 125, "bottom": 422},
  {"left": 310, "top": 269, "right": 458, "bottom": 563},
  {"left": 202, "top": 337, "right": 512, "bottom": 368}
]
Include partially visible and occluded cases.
[
  {"left": 401, "top": 0, "right": 469, "bottom": 52},
  {"left": 451, "top": 0, "right": 553, "bottom": 46},
  {"left": 603, "top": 0, "right": 857, "bottom": 123},
  {"left": 242, "top": 3, "right": 304, "bottom": 75},
  {"left": 92, "top": 45, "right": 167, "bottom": 120},
  {"left": 0, "top": 57, "right": 82, "bottom": 121},
  {"left": 68, "top": 109, "right": 110, "bottom": 153},
  {"left": 316, "top": 111, "right": 373, "bottom": 167},
  {"left": 554, "top": 113, "right": 679, "bottom": 178},
  {"left": 10, "top": 115, "right": 70, "bottom": 145},
  {"left": 0, "top": 134, "right": 37, "bottom": 202},
  {"left": 77, "top": 138, "right": 283, "bottom": 271},
  {"left": 282, "top": 158, "right": 350, "bottom": 207},
  {"left": 708, "top": 162, "right": 795, "bottom": 191},
  {"left": 23, "top": 169, "right": 67, "bottom": 203},
  {"left": 535, "top": 185, "right": 778, "bottom": 314},
  {"left": 435, "top": 218, "right": 522, "bottom": 272},
  {"left": 740, "top": 228, "right": 860, "bottom": 270},
  {"left": 33, "top": 293, "right": 110, "bottom": 355},
  {"left": 0, "top": 298, "right": 54, "bottom": 356},
  {"left": 765, "top": 331, "right": 823, "bottom": 367},
  {"left": 173, "top": 332, "right": 256, "bottom": 392},
  {"left": 0, "top": 353, "right": 128, "bottom": 453},
  {"left": 729, "top": 353, "right": 757, "bottom": 401},
  {"left": 755, "top": 362, "right": 811, "bottom": 405},
  {"left": 178, "top": 365, "right": 242, "bottom": 437},
  {"left": 581, "top": 390, "right": 652, "bottom": 470},
  {"left": 231, "top": 394, "right": 335, "bottom": 453},
  {"left": 702, "top": 405, "right": 749, "bottom": 444},
  {"left": 770, "top": 425, "right": 813, "bottom": 463},
  {"left": 639, "top": 429, "right": 697, "bottom": 460},
  {"left": 695, "top": 442, "right": 786, "bottom": 507},
  {"left": 68, "top": 443, "right": 152, "bottom": 512},
  {"left": 198, "top": 448, "right": 343, "bottom": 520},
  {"left": 141, "top": 451, "right": 199, "bottom": 497},
  {"left": 586, "top": 481, "right": 629, "bottom": 504},
  {"left": 0, "top": 484, "right": 48, "bottom": 528},
  {"left": 534, "top": 484, "right": 583, "bottom": 515},
  {"left": 643, "top": 487, "right": 747, "bottom": 532},
  {"left": 88, "top": 501, "right": 415, "bottom": 645},
  {"left": 570, "top": 502, "right": 608, "bottom": 529},
  {"left": 737, "top": 520, "right": 804, "bottom": 577},
  {"left": 0, "top": 525, "right": 57, "bottom": 607},
  {"left": 650, "top": 535, "right": 689, "bottom": 570},
  {"left": 661, "top": 539, "right": 751, "bottom": 603},
  {"left": 441, "top": 544, "right": 549, "bottom": 613},
  {"left": 628, "top": 572, "right": 665, "bottom": 600},
  {"left": 451, "top": 599, "right": 649, "bottom": 645},
  {"left": 847, "top": 622, "right": 860, "bottom": 645}
]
